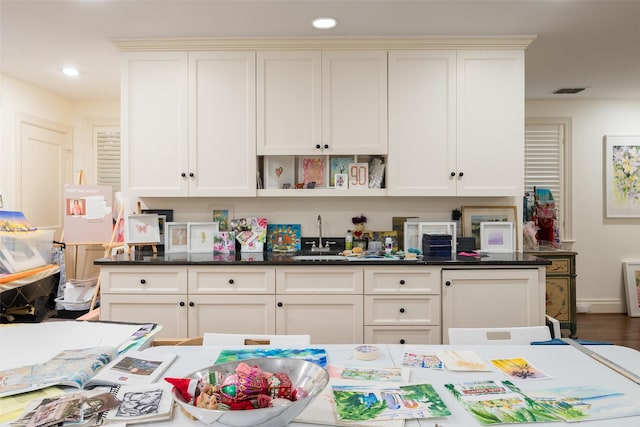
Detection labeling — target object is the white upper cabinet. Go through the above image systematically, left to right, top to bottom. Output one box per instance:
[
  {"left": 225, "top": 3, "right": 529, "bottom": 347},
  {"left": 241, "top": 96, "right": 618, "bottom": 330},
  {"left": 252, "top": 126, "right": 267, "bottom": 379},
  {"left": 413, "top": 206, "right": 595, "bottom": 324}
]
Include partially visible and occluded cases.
[
  {"left": 388, "top": 49, "right": 524, "bottom": 197},
  {"left": 257, "top": 50, "right": 388, "bottom": 155},
  {"left": 456, "top": 50, "right": 524, "bottom": 197},
  {"left": 121, "top": 51, "right": 256, "bottom": 197},
  {"left": 122, "top": 51, "right": 189, "bottom": 197},
  {"left": 189, "top": 51, "right": 256, "bottom": 196},
  {"left": 388, "top": 51, "right": 456, "bottom": 196}
]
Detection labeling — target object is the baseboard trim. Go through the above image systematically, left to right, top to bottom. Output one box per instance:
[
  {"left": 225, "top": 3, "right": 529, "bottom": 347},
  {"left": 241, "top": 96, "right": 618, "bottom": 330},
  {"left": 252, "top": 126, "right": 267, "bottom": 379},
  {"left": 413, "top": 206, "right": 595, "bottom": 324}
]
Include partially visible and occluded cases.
[{"left": 576, "top": 298, "right": 625, "bottom": 314}]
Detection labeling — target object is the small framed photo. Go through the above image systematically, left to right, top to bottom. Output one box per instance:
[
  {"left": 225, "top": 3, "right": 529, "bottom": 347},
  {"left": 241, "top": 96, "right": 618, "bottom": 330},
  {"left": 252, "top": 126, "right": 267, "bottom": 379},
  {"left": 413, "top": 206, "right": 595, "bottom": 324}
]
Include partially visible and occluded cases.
[
  {"left": 264, "top": 156, "right": 296, "bottom": 189},
  {"left": 348, "top": 163, "right": 369, "bottom": 189},
  {"left": 335, "top": 173, "right": 348, "bottom": 189},
  {"left": 125, "top": 214, "right": 161, "bottom": 245},
  {"left": 480, "top": 221, "right": 515, "bottom": 252},
  {"left": 165, "top": 222, "right": 188, "bottom": 253},
  {"left": 187, "top": 222, "right": 220, "bottom": 253},
  {"left": 213, "top": 231, "right": 236, "bottom": 254},
  {"left": 622, "top": 261, "right": 640, "bottom": 317}
]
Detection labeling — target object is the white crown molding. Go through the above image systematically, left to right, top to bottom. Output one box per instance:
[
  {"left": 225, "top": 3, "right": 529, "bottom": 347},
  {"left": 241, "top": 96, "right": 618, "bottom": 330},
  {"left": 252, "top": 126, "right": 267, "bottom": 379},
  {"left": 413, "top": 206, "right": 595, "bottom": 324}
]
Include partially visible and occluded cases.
[{"left": 113, "top": 36, "right": 537, "bottom": 52}]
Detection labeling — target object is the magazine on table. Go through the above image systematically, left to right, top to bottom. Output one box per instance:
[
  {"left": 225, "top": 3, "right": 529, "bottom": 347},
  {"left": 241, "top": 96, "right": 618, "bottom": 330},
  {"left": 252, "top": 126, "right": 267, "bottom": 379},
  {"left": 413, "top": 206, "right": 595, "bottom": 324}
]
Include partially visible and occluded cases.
[
  {"left": 0, "top": 347, "right": 176, "bottom": 398},
  {"left": 11, "top": 383, "right": 174, "bottom": 426}
]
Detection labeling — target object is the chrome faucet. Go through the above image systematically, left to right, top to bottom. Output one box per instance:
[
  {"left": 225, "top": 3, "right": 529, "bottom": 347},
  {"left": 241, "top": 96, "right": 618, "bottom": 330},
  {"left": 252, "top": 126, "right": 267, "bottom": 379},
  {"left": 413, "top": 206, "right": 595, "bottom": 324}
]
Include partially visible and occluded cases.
[{"left": 311, "top": 214, "right": 331, "bottom": 252}]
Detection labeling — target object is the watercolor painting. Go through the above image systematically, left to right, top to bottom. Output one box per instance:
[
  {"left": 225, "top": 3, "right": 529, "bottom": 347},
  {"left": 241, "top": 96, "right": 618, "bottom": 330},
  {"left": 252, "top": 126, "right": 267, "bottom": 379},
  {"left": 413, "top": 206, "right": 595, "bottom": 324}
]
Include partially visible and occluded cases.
[
  {"left": 605, "top": 136, "right": 640, "bottom": 217},
  {"left": 214, "top": 348, "right": 327, "bottom": 368},
  {"left": 489, "top": 357, "right": 551, "bottom": 380}
]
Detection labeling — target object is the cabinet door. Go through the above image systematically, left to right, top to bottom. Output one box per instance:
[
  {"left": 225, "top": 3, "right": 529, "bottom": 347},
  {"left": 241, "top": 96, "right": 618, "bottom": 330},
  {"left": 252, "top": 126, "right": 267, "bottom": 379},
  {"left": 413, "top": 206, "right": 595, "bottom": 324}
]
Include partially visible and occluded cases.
[
  {"left": 456, "top": 50, "right": 524, "bottom": 196},
  {"left": 121, "top": 51, "right": 188, "bottom": 196},
  {"left": 189, "top": 51, "right": 256, "bottom": 196},
  {"left": 257, "top": 51, "right": 322, "bottom": 155},
  {"left": 322, "top": 51, "right": 388, "bottom": 155},
  {"left": 388, "top": 51, "right": 456, "bottom": 196},
  {"left": 441, "top": 268, "right": 545, "bottom": 343},
  {"left": 100, "top": 294, "right": 188, "bottom": 339},
  {"left": 188, "top": 294, "right": 276, "bottom": 337},
  {"left": 275, "top": 295, "right": 363, "bottom": 344}
]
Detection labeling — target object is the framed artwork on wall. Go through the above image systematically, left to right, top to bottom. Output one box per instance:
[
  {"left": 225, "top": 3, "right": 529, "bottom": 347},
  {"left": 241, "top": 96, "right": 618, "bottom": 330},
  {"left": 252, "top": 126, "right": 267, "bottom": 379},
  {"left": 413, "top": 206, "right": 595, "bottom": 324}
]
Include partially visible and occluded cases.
[
  {"left": 605, "top": 135, "right": 640, "bottom": 218},
  {"left": 461, "top": 206, "right": 518, "bottom": 250},
  {"left": 480, "top": 222, "right": 515, "bottom": 252},
  {"left": 623, "top": 261, "right": 640, "bottom": 317}
]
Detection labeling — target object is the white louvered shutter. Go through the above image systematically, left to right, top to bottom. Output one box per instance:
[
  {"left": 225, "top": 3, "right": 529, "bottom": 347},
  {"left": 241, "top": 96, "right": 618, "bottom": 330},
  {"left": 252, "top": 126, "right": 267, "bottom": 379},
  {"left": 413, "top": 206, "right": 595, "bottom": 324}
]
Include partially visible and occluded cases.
[{"left": 95, "top": 127, "right": 121, "bottom": 192}]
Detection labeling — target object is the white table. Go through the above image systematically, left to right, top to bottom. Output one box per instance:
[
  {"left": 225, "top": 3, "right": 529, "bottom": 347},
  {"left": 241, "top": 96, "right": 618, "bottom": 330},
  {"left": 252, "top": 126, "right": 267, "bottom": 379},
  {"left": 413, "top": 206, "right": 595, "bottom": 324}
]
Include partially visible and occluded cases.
[{"left": 141, "top": 343, "right": 640, "bottom": 427}]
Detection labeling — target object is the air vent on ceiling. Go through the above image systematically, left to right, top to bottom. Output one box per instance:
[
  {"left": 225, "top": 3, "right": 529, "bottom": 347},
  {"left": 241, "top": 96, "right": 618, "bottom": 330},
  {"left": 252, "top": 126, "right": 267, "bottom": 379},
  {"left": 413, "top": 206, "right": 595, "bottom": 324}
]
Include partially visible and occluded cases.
[{"left": 553, "top": 88, "right": 586, "bottom": 94}]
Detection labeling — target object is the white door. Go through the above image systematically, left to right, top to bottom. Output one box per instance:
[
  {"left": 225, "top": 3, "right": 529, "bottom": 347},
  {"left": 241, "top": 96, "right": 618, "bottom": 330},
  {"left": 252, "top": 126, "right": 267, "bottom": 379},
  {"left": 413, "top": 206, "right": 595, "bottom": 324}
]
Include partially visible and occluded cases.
[{"left": 18, "top": 116, "right": 72, "bottom": 236}]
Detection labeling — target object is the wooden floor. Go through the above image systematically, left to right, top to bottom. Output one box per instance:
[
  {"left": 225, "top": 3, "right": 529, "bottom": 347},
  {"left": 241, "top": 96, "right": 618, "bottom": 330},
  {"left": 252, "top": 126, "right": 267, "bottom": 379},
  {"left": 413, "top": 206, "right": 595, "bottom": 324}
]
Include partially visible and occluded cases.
[{"left": 574, "top": 313, "right": 640, "bottom": 350}]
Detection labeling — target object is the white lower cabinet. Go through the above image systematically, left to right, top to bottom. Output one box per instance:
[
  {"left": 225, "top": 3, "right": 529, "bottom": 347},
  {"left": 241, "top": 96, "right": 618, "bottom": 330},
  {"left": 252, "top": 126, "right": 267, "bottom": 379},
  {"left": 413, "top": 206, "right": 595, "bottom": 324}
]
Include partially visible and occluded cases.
[
  {"left": 99, "top": 264, "right": 545, "bottom": 344},
  {"left": 99, "top": 266, "right": 276, "bottom": 339},
  {"left": 275, "top": 266, "right": 364, "bottom": 344},
  {"left": 364, "top": 266, "right": 441, "bottom": 344},
  {"left": 441, "top": 268, "right": 546, "bottom": 343}
]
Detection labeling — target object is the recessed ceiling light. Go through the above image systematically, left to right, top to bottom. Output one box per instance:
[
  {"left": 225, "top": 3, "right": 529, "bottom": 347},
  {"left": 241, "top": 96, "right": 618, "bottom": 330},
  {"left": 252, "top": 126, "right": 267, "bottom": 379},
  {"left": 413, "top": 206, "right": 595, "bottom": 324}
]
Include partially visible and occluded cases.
[
  {"left": 312, "top": 17, "right": 337, "bottom": 30},
  {"left": 62, "top": 67, "right": 80, "bottom": 77}
]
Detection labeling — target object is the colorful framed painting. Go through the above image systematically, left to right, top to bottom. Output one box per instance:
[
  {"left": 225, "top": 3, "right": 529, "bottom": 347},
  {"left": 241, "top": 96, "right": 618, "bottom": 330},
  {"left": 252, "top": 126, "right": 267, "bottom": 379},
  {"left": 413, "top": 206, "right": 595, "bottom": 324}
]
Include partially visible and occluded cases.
[
  {"left": 605, "top": 135, "right": 640, "bottom": 218},
  {"left": 264, "top": 156, "right": 296, "bottom": 189},
  {"left": 299, "top": 156, "right": 325, "bottom": 187},
  {"left": 329, "top": 156, "right": 353, "bottom": 186},
  {"left": 461, "top": 206, "right": 518, "bottom": 250},
  {"left": 212, "top": 209, "right": 231, "bottom": 231},
  {"left": 125, "top": 214, "right": 161, "bottom": 245},
  {"left": 480, "top": 221, "right": 515, "bottom": 252},
  {"left": 164, "top": 222, "right": 188, "bottom": 253},
  {"left": 187, "top": 222, "right": 220, "bottom": 253},
  {"left": 266, "top": 224, "right": 301, "bottom": 252},
  {"left": 213, "top": 231, "right": 236, "bottom": 254},
  {"left": 622, "top": 261, "right": 640, "bottom": 317}
]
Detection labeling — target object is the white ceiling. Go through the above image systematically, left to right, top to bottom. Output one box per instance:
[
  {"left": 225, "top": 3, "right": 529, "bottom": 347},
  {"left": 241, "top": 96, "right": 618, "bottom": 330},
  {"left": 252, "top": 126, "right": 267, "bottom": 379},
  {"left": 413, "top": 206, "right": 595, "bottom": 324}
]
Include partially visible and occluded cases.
[{"left": 2, "top": 0, "right": 640, "bottom": 102}]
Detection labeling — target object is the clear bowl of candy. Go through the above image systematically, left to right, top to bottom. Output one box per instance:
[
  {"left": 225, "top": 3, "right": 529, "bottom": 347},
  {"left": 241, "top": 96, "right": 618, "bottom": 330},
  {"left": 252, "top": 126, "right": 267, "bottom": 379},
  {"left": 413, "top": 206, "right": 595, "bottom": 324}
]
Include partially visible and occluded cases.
[{"left": 169, "top": 357, "right": 329, "bottom": 426}]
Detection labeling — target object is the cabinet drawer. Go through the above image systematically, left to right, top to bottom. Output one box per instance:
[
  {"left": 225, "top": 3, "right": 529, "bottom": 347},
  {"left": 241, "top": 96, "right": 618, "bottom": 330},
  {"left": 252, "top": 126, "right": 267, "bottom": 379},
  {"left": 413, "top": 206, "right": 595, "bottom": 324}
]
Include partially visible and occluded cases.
[
  {"left": 545, "top": 257, "right": 572, "bottom": 275},
  {"left": 99, "top": 266, "right": 187, "bottom": 293},
  {"left": 276, "top": 266, "right": 363, "bottom": 294},
  {"left": 188, "top": 267, "right": 275, "bottom": 294},
  {"left": 364, "top": 267, "right": 440, "bottom": 294},
  {"left": 364, "top": 295, "right": 440, "bottom": 325},
  {"left": 364, "top": 326, "right": 441, "bottom": 345}
]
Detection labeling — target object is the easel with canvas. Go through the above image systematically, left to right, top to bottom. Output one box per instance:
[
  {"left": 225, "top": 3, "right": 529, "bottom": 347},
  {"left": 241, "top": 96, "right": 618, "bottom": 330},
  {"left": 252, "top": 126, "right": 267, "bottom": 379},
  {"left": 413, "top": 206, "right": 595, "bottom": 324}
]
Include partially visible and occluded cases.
[{"left": 61, "top": 170, "right": 121, "bottom": 315}]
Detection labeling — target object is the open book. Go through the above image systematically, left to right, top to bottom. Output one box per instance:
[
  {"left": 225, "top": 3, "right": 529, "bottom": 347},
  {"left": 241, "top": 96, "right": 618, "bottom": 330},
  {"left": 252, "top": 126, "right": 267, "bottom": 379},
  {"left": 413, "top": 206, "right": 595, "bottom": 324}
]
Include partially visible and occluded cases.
[{"left": 0, "top": 347, "right": 176, "bottom": 397}]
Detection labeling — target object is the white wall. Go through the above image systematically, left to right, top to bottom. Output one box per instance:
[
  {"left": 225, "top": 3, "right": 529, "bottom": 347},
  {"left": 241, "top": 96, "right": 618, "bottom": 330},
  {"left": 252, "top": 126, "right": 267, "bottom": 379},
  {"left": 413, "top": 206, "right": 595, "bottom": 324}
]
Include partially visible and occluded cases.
[{"left": 527, "top": 100, "right": 640, "bottom": 313}]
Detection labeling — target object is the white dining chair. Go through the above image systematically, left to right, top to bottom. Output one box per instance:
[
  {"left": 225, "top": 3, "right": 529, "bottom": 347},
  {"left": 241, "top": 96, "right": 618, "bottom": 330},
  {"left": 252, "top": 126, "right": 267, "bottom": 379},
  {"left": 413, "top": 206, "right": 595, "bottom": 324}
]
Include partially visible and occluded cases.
[
  {"left": 448, "top": 326, "right": 552, "bottom": 345},
  {"left": 202, "top": 333, "right": 311, "bottom": 346}
]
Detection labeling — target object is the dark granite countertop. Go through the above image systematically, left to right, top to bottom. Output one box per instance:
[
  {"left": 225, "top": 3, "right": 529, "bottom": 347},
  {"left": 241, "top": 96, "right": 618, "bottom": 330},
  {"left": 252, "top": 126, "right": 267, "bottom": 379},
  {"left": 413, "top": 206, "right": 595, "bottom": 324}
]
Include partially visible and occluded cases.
[{"left": 94, "top": 251, "right": 550, "bottom": 266}]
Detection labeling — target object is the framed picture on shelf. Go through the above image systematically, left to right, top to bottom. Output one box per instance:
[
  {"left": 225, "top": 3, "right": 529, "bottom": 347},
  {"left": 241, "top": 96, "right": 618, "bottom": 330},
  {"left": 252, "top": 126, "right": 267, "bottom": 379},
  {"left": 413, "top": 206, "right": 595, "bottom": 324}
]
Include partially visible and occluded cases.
[
  {"left": 604, "top": 135, "right": 640, "bottom": 218},
  {"left": 264, "top": 156, "right": 296, "bottom": 189},
  {"left": 299, "top": 156, "right": 325, "bottom": 187},
  {"left": 330, "top": 156, "right": 353, "bottom": 186},
  {"left": 348, "top": 163, "right": 368, "bottom": 189},
  {"left": 335, "top": 173, "right": 348, "bottom": 189},
  {"left": 461, "top": 206, "right": 518, "bottom": 250},
  {"left": 212, "top": 208, "right": 233, "bottom": 231},
  {"left": 141, "top": 209, "right": 173, "bottom": 252},
  {"left": 125, "top": 214, "right": 161, "bottom": 245},
  {"left": 164, "top": 222, "right": 188, "bottom": 253},
  {"left": 187, "top": 222, "right": 220, "bottom": 253},
  {"left": 480, "top": 222, "right": 515, "bottom": 252},
  {"left": 266, "top": 224, "right": 301, "bottom": 252},
  {"left": 622, "top": 261, "right": 640, "bottom": 317}
]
